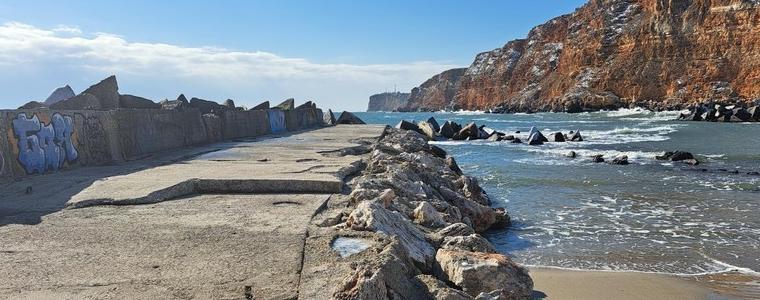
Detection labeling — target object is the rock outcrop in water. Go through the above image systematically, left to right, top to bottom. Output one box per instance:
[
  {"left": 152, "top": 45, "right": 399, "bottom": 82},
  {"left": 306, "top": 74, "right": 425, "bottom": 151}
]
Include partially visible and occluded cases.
[
  {"left": 400, "top": 0, "right": 760, "bottom": 113},
  {"left": 367, "top": 92, "right": 411, "bottom": 112}
]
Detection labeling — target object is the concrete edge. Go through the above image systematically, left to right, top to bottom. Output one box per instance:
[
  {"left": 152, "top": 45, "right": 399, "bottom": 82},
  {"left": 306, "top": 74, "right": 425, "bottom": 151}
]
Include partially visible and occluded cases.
[{"left": 66, "top": 178, "right": 342, "bottom": 209}]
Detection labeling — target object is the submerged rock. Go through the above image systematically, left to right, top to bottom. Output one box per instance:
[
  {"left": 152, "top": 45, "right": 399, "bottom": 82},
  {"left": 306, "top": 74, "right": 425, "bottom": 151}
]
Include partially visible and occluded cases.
[
  {"left": 570, "top": 130, "right": 583, "bottom": 142},
  {"left": 553, "top": 132, "right": 566, "bottom": 142},
  {"left": 591, "top": 154, "right": 605, "bottom": 163},
  {"left": 611, "top": 155, "right": 629, "bottom": 165}
]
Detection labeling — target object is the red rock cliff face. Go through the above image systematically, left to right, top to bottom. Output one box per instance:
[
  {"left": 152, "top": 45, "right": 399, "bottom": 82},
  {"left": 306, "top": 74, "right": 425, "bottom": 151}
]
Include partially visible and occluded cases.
[{"left": 404, "top": 0, "right": 760, "bottom": 112}]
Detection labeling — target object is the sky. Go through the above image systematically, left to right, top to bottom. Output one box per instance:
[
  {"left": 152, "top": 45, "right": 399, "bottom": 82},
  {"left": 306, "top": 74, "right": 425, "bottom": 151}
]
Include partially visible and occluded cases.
[{"left": 0, "top": 0, "right": 586, "bottom": 111}]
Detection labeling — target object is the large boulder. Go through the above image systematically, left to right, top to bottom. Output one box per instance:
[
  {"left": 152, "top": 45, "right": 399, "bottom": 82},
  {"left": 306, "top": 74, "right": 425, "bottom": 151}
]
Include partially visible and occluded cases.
[
  {"left": 82, "top": 75, "right": 120, "bottom": 110},
  {"left": 44, "top": 85, "right": 75, "bottom": 105},
  {"left": 50, "top": 93, "right": 101, "bottom": 110},
  {"left": 119, "top": 94, "right": 160, "bottom": 109},
  {"left": 189, "top": 97, "right": 225, "bottom": 114},
  {"left": 275, "top": 98, "right": 295, "bottom": 110},
  {"left": 18, "top": 101, "right": 46, "bottom": 109},
  {"left": 251, "top": 101, "right": 270, "bottom": 110},
  {"left": 748, "top": 106, "right": 760, "bottom": 121},
  {"left": 731, "top": 107, "right": 752, "bottom": 122},
  {"left": 323, "top": 109, "right": 337, "bottom": 125},
  {"left": 336, "top": 111, "right": 366, "bottom": 124},
  {"left": 427, "top": 117, "right": 441, "bottom": 132},
  {"left": 396, "top": 120, "right": 421, "bottom": 133},
  {"left": 417, "top": 121, "right": 438, "bottom": 140},
  {"left": 440, "top": 121, "right": 461, "bottom": 139},
  {"left": 455, "top": 122, "right": 479, "bottom": 140},
  {"left": 569, "top": 130, "right": 583, "bottom": 142},
  {"left": 527, "top": 131, "right": 547, "bottom": 145},
  {"left": 553, "top": 132, "right": 565, "bottom": 142},
  {"left": 670, "top": 151, "right": 695, "bottom": 161},
  {"left": 611, "top": 155, "right": 629, "bottom": 165},
  {"left": 347, "top": 200, "right": 436, "bottom": 268},
  {"left": 413, "top": 201, "right": 447, "bottom": 228},
  {"left": 441, "top": 234, "right": 498, "bottom": 254},
  {"left": 436, "top": 249, "right": 533, "bottom": 299}
]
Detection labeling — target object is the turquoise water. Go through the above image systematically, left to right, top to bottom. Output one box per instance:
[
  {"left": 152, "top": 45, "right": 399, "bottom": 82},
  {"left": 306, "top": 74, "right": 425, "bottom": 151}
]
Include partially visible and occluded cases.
[{"left": 355, "top": 109, "right": 760, "bottom": 276}]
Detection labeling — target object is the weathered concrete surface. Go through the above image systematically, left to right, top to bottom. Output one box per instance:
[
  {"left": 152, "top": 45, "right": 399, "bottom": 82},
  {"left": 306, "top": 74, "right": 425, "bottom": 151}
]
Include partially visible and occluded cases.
[
  {"left": 0, "top": 125, "right": 386, "bottom": 299},
  {"left": 66, "top": 125, "right": 384, "bottom": 208},
  {"left": 0, "top": 193, "right": 325, "bottom": 299}
]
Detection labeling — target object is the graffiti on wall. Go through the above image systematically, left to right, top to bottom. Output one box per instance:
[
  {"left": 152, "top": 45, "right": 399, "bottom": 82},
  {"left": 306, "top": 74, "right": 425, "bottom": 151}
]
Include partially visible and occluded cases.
[
  {"left": 268, "top": 109, "right": 286, "bottom": 133},
  {"left": 11, "top": 113, "right": 79, "bottom": 174}
]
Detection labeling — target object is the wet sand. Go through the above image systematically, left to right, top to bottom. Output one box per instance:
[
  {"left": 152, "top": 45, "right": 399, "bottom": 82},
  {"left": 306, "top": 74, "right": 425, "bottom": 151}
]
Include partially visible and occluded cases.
[{"left": 529, "top": 267, "right": 755, "bottom": 300}]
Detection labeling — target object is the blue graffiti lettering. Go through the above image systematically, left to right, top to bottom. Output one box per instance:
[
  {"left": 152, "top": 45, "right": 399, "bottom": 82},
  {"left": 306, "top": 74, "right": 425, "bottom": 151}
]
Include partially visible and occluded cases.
[{"left": 12, "top": 113, "right": 78, "bottom": 174}]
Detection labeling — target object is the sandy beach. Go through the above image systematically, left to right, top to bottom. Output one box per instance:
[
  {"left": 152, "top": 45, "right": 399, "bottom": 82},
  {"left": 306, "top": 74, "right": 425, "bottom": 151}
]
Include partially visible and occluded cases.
[{"left": 529, "top": 267, "right": 756, "bottom": 300}]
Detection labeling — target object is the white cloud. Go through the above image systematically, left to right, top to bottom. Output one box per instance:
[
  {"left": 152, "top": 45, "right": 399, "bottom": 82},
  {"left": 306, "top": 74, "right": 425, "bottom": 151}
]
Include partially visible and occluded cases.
[
  {"left": 0, "top": 22, "right": 459, "bottom": 110},
  {"left": 52, "top": 25, "right": 82, "bottom": 35}
]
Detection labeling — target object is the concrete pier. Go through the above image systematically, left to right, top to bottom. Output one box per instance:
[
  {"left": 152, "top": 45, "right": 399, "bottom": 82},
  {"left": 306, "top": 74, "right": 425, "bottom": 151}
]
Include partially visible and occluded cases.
[{"left": 0, "top": 125, "right": 386, "bottom": 299}]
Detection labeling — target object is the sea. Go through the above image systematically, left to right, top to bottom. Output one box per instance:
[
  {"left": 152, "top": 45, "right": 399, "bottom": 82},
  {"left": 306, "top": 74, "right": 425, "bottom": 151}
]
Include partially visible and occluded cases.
[{"left": 355, "top": 109, "right": 760, "bottom": 278}]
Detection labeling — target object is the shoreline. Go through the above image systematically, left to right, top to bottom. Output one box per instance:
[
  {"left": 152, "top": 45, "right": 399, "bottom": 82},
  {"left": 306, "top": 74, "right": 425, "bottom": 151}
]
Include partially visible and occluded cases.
[{"left": 528, "top": 267, "right": 742, "bottom": 300}]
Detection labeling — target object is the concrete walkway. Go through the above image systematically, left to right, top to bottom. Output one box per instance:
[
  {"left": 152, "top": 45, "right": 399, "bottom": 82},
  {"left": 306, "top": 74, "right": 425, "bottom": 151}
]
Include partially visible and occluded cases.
[{"left": 0, "top": 125, "right": 386, "bottom": 299}]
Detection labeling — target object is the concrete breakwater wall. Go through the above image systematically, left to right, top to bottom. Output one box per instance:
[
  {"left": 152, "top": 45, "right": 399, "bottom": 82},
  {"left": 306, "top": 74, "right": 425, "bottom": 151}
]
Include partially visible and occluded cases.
[{"left": 0, "top": 107, "right": 323, "bottom": 181}]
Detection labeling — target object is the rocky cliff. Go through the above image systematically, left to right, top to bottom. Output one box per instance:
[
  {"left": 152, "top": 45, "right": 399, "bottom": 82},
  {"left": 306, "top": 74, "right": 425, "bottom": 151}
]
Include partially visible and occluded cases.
[
  {"left": 402, "top": 0, "right": 760, "bottom": 112},
  {"left": 367, "top": 92, "right": 411, "bottom": 111}
]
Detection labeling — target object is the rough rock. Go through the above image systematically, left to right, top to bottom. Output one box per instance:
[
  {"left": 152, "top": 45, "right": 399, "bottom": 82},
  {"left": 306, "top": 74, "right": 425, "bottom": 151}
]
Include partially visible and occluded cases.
[
  {"left": 402, "top": 0, "right": 760, "bottom": 112},
  {"left": 82, "top": 75, "right": 120, "bottom": 110},
  {"left": 44, "top": 85, "right": 75, "bottom": 105},
  {"left": 368, "top": 92, "right": 410, "bottom": 112},
  {"left": 119, "top": 94, "right": 160, "bottom": 109},
  {"left": 275, "top": 98, "right": 295, "bottom": 110},
  {"left": 251, "top": 101, "right": 270, "bottom": 110},
  {"left": 749, "top": 106, "right": 760, "bottom": 121},
  {"left": 731, "top": 107, "right": 752, "bottom": 122},
  {"left": 324, "top": 109, "right": 337, "bottom": 125},
  {"left": 336, "top": 111, "right": 366, "bottom": 124},
  {"left": 427, "top": 117, "right": 442, "bottom": 132},
  {"left": 396, "top": 120, "right": 422, "bottom": 133},
  {"left": 417, "top": 121, "right": 438, "bottom": 140},
  {"left": 440, "top": 121, "right": 461, "bottom": 139},
  {"left": 455, "top": 122, "right": 479, "bottom": 140},
  {"left": 570, "top": 130, "right": 583, "bottom": 142},
  {"left": 553, "top": 132, "right": 565, "bottom": 142},
  {"left": 510, "top": 138, "right": 522, "bottom": 144},
  {"left": 567, "top": 151, "right": 577, "bottom": 158},
  {"left": 670, "top": 151, "right": 695, "bottom": 161},
  {"left": 591, "top": 154, "right": 605, "bottom": 163},
  {"left": 611, "top": 155, "right": 629, "bottom": 165},
  {"left": 445, "top": 157, "right": 463, "bottom": 175},
  {"left": 347, "top": 200, "right": 436, "bottom": 268},
  {"left": 413, "top": 201, "right": 447, "bottom": 228},
  {"left": 436, "top": 223, "right": 476, "bottom": 239},
  {"left": 441, "top": 234, "right": 498, "bottom": 254},
  {"left": 436, "top": 249, "right": 533, "bottom": 299},
  {"left": 415, "top": 274, "right": 473, "bottom": 300}
]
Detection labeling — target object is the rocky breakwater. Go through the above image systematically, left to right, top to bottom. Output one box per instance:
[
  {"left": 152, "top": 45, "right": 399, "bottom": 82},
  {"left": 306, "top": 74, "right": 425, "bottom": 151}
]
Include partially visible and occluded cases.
[
  {"left": 400, "top": 0, "right": 760, "bottom": 113},
  {"left": 678, "top": 101, "right": 760, "bottom": 122},
  {"left": 330, "top": 127, "right": 533, "bottom": 299}
]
